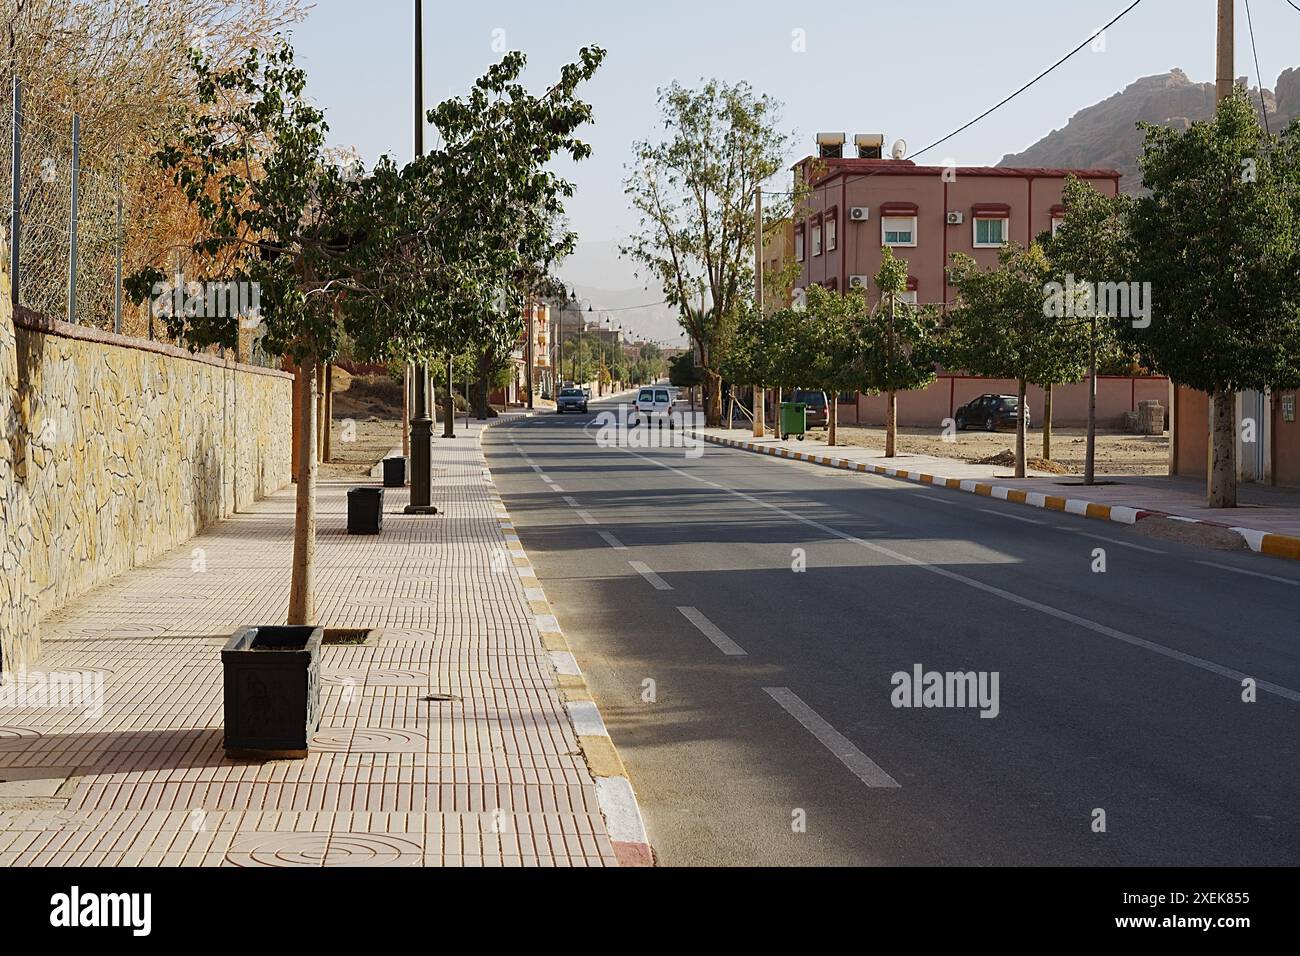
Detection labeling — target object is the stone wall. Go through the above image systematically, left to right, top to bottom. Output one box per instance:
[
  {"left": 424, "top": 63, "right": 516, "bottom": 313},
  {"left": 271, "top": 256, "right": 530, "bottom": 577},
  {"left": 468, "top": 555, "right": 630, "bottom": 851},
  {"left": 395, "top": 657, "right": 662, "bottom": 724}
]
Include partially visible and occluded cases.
[{"left": 1, "top": 247, "right": 293, "bottom": 673}]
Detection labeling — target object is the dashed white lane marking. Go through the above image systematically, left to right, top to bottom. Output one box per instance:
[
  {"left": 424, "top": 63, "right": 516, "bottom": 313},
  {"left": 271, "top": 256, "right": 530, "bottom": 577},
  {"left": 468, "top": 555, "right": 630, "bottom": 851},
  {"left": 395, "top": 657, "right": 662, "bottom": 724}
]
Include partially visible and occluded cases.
[
  {"left": 596, "top": 433, "right": 1300, "bottom": 706},
  {"left": 530, "top": 463, "right": 544, "bottom": 472},
  {"left": 542, "top": 476, "right": 557, "bottom": 486},
  {"left": 917, "top": 494, "right": 961, "bottom": 506},
  {"left": 561, "top": 495, "right": 581, "bottom": 508},
  {"left": 978, "top": 507, "right": 1045, "bottom": 526},
  {"left": 575, "top": 510, "right": 599, "bottom": 526},
  {"left": 1074, "top": 530, "right": 1165, "bottom": 554},
  {"left": 597, "top": 531, "right": 627, "bottom": 550},
  {"left": 628, "top": 560, "right": 673, "bottom": 591},
  {"left": 1196, "top": 560, "right": 1300, "bottom": 588},
  {"left": 677, "top": 606, "right": 747, "bottom": 656},
  {"left": 763, "top": 687, "right": 899, "bottom": 789}
]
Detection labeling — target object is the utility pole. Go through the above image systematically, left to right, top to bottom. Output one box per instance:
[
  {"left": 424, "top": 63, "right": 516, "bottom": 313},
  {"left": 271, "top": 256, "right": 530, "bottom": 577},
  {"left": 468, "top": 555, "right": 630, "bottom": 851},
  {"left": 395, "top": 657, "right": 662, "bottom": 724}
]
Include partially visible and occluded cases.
[
  {"left": 405, "top": 0, "right": 437, "bottom": 514},
  {"left": 1216, "top": 0, "right": 1235, "bottom": 104},
  {"left": 753, "top": 186, "right": 765, "bottom": 437},
  {"left": 525, "top": 297, "right": 535, "bottom": 409}
]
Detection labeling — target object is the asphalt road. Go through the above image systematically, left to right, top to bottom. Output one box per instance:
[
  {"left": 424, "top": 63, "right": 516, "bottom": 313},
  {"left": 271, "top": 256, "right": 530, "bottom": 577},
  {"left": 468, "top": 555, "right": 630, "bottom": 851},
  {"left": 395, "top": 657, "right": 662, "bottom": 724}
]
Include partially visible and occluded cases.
[{"left": 483, "top": 396, "right": 1300, "bottom": 866}]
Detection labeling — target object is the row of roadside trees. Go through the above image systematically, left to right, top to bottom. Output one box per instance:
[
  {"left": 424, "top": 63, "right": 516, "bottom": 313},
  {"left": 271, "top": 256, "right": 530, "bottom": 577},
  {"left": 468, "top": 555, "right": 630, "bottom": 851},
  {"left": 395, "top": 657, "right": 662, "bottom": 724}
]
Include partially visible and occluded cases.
[
  {"left": 125, "top": 37, "right": 606, "bottom": 624},
  {"left": 679, "top": 89, "right": 1300, "bottom": 506}
]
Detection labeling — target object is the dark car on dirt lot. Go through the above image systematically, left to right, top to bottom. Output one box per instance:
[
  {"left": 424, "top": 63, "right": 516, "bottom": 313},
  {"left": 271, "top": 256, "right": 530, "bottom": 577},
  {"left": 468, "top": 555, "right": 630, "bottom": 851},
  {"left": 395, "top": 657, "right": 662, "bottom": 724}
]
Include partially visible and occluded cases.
[{"left": 954, "top": 393, "right": 1030, "bottom": 432}]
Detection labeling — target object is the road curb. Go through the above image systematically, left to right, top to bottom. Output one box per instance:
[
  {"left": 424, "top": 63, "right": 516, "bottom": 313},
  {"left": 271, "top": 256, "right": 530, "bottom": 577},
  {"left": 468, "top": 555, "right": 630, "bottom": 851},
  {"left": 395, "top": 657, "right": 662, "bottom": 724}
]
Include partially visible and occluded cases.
[
  {"left": 479, "top": 415, "right": 655, "bottom": 867},
  {"left": 697, "top": 432, "right": 1300, "bottom": 563}
]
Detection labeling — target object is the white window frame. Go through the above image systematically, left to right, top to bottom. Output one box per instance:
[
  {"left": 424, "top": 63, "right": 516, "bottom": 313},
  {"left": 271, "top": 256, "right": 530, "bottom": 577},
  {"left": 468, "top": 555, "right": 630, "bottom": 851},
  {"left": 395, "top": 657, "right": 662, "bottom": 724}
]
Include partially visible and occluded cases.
[
  {"left": 824, "top": 215, "right": 837, "bottom": 252},
  {"left": 881, "top": 215, "right": 917, "bottom": 248},
  {"left": 973, "top": 216, "right": 1009, "bottom": 248},
  {"left": 1050, "top": 216, "right": 1065, "bottom": 238},
  {"left": 811, "top": 221, "right": 823, "bottom": 257},
  {"left": 794, "top": 229, "right": 805, "bottom": 262},
  {"left": 898, "top": 289, "right": 918, "bottom": 307}
]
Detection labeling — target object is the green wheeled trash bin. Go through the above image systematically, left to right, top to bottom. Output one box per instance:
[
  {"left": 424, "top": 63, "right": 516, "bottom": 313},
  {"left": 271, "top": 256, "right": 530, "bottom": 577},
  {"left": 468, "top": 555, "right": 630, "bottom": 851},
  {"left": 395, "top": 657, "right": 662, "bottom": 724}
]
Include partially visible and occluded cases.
[{"left": 780, "top": 401, "right": 808, "bottom": 440}]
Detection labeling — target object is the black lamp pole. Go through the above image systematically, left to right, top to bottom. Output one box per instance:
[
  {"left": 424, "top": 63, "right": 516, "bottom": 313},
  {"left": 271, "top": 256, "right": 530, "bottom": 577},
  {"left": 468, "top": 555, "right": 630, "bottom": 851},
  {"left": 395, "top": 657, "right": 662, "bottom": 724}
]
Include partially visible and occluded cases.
[{"left": 405, "top": 0, "right": 437, "bottom": 514}]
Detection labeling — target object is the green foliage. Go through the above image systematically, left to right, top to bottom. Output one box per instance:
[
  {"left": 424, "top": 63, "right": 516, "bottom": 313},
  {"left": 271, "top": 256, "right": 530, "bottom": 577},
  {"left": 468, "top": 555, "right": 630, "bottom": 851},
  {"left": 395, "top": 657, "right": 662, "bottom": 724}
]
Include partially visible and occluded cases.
[
  {"left": 1132, "top": 92, "right": 1300, "bottom": 393},
  {"left": 947, "top": 242, "right": 1084, "bottom": 387},
  {"left": 859, "top": 247, "right": 941, "bottom": 395},
  {"left": 669, "top": 351, "right": 703, "bottom": 389}
]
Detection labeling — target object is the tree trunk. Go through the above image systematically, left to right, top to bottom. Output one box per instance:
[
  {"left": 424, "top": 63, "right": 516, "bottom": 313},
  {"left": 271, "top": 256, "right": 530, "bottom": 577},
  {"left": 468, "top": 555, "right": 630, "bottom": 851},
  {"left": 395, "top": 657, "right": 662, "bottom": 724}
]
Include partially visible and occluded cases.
[
  {"left": 1084, "top": 317, "right": 1097, "bottom": 485},
  {"left": 473, "top": 349, "right": 492, "bottom": 420},
  {"left": 442, "top": 355, "right": 456, "bottom": 438},
  {"left": 287, "top": 361, "right": 317, "bottom": 625},
  {"left": 315, "top": 363, "right": 326, "bottom": 463},
  {"left": 322, "top": 364, "right": 333, "bottom": 462},
  {"left": 402, "top": 364, "right": 411, "bottom": 458},
  {"left": 704, "top": 369, "right": 723, "bottom": 426},
  {"left": 1015, "top": 377, "right": 1027, "bottom": 479},
  {"left": 1042, "top": 383, "right": 1053, "bottom": 461},
  {"left": 753, "top": 384, "right": 765, "bottom": 437},
  {"left": 775, "top": 386, "right": 783, "bottom": 439},
  {"left": 1209, "top": 387, "right": 1237, "bottom": 507},
  {"left": 885, "top": 390, "right": 897, "bottom": 457},
  {"left": 826, "top": 392, "right": 837, "bottom": 446}
]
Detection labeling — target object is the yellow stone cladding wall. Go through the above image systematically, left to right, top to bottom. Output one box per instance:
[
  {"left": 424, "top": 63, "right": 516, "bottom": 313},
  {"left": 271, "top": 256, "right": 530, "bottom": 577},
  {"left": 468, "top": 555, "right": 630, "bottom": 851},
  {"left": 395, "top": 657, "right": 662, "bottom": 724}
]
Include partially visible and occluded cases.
[{"left": 1, "top": 246, "right": 292, "bottom": 673}]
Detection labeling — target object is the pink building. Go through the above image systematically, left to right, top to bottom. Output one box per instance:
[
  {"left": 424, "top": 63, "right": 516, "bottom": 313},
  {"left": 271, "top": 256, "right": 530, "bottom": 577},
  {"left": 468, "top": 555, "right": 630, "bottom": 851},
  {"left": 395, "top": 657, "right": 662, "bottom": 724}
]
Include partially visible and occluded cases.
[{"left": 791, "top": 139, "right": 1121, "bottom": 308}]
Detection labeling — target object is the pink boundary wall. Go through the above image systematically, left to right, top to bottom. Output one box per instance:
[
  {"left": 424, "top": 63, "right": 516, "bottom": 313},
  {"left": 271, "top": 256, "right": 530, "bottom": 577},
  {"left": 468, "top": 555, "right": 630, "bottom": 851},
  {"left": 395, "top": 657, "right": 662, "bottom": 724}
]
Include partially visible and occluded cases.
[{"left": 850, "top": 375, "right": 1169, "bottom": 429}]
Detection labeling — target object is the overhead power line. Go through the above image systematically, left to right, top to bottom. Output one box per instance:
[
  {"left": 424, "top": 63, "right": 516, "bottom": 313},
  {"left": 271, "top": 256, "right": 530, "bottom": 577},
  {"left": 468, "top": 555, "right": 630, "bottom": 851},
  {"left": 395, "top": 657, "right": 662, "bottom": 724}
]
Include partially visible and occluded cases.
[
  {"left": 907, "top": 0, "right": 1147, "bottom": 162},
  {"left": 1246, "top": 0, "right": 1272, "bottom": 135}
]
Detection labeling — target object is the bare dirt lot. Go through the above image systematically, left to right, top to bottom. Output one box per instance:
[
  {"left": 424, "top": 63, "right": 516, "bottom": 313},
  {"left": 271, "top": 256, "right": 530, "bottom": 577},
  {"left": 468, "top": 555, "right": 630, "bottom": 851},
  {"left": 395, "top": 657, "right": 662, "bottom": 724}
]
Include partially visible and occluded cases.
[
  {"left": 320, "top": 371, "right": 404, "bottom": 481},
  {"left": 810, "top": 424, "right": 1170, "bottom": 477}
]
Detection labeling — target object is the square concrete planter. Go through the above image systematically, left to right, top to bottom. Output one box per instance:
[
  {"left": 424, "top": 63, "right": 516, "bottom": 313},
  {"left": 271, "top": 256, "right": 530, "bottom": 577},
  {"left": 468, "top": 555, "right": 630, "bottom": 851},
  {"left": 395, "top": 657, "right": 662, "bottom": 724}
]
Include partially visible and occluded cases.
[
  {"left": 382, "top": 456, "right": 407, "bottom": 487},
  {"left": 347, "top": 487, "right": 384, "bottom": 534},
  {"left": 222, "top": 626, "right": 323, "bottom": 759}
]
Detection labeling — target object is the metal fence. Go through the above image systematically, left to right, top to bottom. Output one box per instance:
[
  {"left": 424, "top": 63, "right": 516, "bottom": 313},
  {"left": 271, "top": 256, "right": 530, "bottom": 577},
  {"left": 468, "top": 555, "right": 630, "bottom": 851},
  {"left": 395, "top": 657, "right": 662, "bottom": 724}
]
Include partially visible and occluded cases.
[{"left": 1, "top": 78, "right": 125, "bottom": 333}]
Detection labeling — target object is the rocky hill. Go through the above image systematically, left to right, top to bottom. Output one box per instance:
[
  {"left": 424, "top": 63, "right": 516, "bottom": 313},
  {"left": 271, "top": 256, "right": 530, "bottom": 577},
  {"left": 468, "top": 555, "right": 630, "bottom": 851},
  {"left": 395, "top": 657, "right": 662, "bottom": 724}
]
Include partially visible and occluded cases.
[{"left": 999, "top": 68, "right": 1300, "bottom": 193}]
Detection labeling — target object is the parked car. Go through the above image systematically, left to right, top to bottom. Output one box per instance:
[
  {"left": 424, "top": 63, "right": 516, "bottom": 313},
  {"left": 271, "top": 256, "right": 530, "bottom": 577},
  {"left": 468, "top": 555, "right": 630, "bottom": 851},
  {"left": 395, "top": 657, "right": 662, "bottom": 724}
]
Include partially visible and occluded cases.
[
  {"left": 632, "top": 386, "right": 676, "bottom": 425},
  {"left": 556, "top": 387, "right": 588, "bottom": 414},
  {"left": 791, "top": 390, "right": 829, "bottom": 428},
  {"left": 954, "top": 394, "right": 1031, "bottom": 431}
]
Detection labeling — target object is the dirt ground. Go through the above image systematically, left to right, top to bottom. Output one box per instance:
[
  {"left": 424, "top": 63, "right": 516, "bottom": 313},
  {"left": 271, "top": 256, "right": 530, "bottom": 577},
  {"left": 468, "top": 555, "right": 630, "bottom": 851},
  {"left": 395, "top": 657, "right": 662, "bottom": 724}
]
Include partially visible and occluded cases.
[
  {"left": 319, "top": 371, "right": 404, "bottom": 481},
  {"left": 810, "top": 424, "right": 1170, "bottom": 476}
]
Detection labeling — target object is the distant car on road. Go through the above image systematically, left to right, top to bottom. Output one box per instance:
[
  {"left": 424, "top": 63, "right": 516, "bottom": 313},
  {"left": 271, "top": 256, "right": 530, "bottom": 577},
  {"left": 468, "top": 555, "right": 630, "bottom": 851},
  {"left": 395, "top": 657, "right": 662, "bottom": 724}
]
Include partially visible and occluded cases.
[
  {"left": 632, "top": 386, "right": 676, "bottom": 426},
  {"left": 556, "top": 387, "right": 589, "bottom": 414},
  {"left": 954, "top": 393, "right": 1030, "bottom": 432}
]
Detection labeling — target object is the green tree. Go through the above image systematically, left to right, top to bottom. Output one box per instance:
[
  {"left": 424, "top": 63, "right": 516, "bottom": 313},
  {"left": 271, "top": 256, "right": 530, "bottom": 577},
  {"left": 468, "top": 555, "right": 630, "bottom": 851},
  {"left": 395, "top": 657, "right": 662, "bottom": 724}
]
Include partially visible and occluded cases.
[
  {"left": 128, "top": 38, "right": 350, "bottom": 625},
  {"left": 623, "top": 79, "right": 792, "bottom": 425},
  {"left": 1132, "top": 92, "right": 1300, "bottom": 506},
  {"left": 1040, "top": 176, "right": 1138, "bottom": 481},
  {"left": 948, "top": 243, "right": 1066, "bottom": 478},
  {"left": 867, "top": 247, "right": 942, "bottom": 457},
  {"left": 778, "top": 286, "right": 868, "bottom": 447},
  {"left": 669, "top": 351, "right": 704, "bottom": 408}
]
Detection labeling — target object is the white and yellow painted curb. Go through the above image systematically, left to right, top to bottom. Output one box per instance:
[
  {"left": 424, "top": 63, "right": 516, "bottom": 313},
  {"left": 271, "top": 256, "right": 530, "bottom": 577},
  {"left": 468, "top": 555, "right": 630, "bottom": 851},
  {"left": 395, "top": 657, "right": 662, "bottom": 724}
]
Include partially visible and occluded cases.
[
  {"left": 479, "top": 415, "right": 655, "bottom": 867},
  {"left": 698, "top": 432, "right": 1300, "bottom": 563}
]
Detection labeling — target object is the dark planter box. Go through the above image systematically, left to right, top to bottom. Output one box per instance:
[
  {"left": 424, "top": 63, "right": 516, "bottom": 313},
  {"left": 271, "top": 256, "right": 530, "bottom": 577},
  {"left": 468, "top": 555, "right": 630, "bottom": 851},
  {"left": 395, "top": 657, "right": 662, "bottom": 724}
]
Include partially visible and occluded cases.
[
  {"left": 382, "top": 456, "right": 406, "bottom": 487},
  {"left": 348, "top": 487, "right": 384, "bottom": 534},
  {"left": 222, "top": 626, "right": 322, "bottom": 759}
]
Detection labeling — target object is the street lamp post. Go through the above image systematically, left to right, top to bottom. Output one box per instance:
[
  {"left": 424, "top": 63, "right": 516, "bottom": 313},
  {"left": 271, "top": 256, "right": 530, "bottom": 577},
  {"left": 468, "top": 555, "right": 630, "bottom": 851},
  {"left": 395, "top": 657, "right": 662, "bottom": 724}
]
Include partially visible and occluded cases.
[{"left": 405, "top": 0, "right": 437, "bottom": 515}]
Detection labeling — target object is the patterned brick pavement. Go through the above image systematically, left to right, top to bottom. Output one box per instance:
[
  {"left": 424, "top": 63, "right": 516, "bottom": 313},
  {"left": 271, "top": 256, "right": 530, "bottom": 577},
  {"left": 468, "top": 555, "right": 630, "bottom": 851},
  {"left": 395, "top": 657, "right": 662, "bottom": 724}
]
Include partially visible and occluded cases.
[{"left": 0, "top": 422, "right": 620, "bottom": 866}]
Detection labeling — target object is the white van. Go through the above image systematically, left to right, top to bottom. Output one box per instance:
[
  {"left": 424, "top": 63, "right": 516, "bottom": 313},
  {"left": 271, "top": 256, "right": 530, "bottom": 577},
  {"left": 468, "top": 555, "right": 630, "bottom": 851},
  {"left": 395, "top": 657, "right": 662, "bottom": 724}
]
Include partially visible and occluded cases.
[{"left": 632, "top": 386, "right": 676, "bottom": 426}]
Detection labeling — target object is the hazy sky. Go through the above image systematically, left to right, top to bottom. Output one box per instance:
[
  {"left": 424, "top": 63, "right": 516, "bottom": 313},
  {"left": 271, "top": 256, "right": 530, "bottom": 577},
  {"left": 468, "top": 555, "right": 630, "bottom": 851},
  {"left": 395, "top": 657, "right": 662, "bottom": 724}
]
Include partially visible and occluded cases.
[{"left": 293, "top": 0, "right": 1298, "bottom": 248}]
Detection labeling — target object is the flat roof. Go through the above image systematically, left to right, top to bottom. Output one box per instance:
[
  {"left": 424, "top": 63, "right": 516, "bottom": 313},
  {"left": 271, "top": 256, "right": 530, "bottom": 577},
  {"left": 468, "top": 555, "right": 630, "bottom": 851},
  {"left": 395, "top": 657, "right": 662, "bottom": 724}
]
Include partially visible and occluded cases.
[{"left": 797, "top": 157, "right": 1121, "bottom": 181}]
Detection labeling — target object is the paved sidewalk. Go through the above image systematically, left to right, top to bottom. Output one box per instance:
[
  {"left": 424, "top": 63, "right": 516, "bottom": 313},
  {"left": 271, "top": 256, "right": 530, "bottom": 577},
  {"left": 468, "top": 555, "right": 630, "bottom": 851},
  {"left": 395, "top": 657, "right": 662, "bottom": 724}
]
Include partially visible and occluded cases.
[
  {"left": 0, "top": 421, "right": 637, "bottom": 866},
  {"left": 695, "top": 426, "right": 1300, "bottom": 561}
]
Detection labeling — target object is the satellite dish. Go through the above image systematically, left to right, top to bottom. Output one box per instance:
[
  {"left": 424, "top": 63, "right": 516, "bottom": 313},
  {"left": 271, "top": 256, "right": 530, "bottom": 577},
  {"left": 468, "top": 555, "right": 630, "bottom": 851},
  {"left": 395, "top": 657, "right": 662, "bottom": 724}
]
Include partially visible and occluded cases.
[{"left": 891, "top": 139, "right": 908, "bottom": 160}]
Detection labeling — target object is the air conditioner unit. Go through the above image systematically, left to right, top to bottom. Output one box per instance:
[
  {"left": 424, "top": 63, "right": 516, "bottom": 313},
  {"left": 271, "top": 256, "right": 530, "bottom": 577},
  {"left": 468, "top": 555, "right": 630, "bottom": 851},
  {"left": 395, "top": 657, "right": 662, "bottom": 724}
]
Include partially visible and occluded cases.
[
  {"left": 849, "top": 206, "right": 870, "bottom": 221},
  {"left": 946, "top": 211, "right": 964, "bottom": 225},
  {"left": 848, "top": 275, "right": 869, "bottom": 290}
]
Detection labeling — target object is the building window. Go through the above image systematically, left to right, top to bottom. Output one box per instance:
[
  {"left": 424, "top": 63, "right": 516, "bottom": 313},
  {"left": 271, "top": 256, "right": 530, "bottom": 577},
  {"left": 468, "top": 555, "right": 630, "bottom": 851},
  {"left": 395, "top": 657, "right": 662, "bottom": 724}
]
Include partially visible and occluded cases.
[
  {"left": 824, "top": 208, "right": 838, "bottom": 252},
  {"left": 882, "top": 216, "right": 917, "bottom": 247},
  {"left": 1050, "top": 216, "right": 1065, "bottom": 237},
  {"left": 974, "top": 217, "right": 1008, "bottom": 247},
  {"left": 811, "top": 220, "right": 822, "bottom": 257},
  {"left": 795, "top": 228, "right": 805, "bottom": 262},
  {"left": 898, "top": 290, "right": 918, "bottom": 307}
]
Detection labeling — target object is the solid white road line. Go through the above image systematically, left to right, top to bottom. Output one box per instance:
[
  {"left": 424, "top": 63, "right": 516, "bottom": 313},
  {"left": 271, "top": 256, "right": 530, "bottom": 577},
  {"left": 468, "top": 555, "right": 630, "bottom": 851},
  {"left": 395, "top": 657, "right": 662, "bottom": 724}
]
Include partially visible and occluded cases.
[
  {"left": 597, "top": 434, "right": 1300, "bottom": 705},
  {"left": 978, "top": 507, "right": 1045, "bottom": 526},
  {"left": 597, "top": 530, "right": 627, "bottom": 550},
  {"left": 1074, "top": 530, "right": 1165, "bottom": 554},
  {"left": 1195, "top": 559, "right": 1300, "bottom": 587},
  {"left": 629, "top": 560, "right": 673, "bottom": 591},
  {"left": 677, "top": 606, "right": 747, "bottom": 656},
  {"left": 763, "top": 687, "right": 900, "bottom": 788}
]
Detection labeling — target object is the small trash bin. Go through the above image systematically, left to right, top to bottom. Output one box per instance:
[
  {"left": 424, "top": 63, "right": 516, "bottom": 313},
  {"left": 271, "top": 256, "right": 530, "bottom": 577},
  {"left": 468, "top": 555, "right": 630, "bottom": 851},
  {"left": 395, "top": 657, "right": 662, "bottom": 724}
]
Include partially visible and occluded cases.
[
  {"left": 780, "top": 402, "right": 808, "bottom": 440},
  {"left": 382, "top": 456, "right": 406, "bottom": 487},
  {"left": 347, "top": 487, "right": 384, "bottom": 534},
  {"left": 222, "top": 625, "right": 323, "bottom": 759}
]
